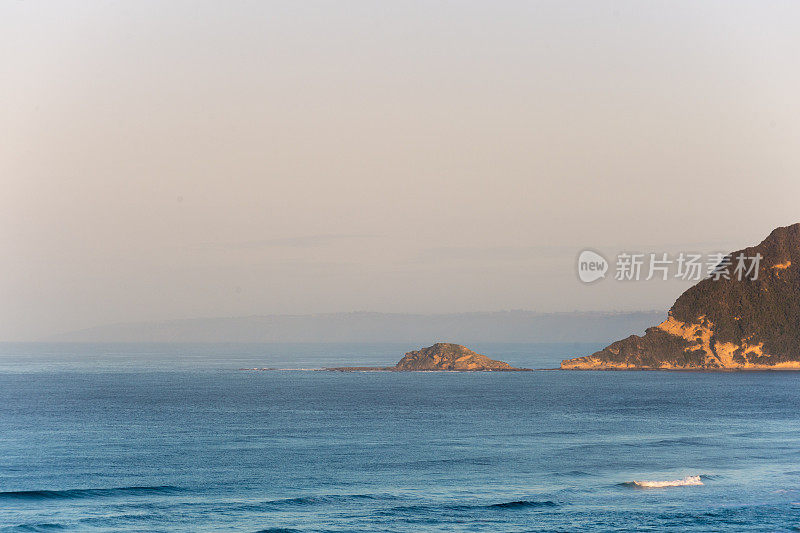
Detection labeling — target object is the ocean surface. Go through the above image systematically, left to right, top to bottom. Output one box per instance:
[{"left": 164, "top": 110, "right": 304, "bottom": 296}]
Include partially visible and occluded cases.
[{"left": 2, "top": 342, "right": 800, "bottom": 532}]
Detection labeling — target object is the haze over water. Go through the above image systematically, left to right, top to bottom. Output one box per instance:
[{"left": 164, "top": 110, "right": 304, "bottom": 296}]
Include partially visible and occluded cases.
[{"left": 4, "top": 1, "right": 800, "bottom": 340}]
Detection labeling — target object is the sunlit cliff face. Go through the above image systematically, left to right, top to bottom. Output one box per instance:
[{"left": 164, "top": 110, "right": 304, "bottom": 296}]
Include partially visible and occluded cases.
[{"left": 562, "top": 224, "right": 800, "bottom": 370}]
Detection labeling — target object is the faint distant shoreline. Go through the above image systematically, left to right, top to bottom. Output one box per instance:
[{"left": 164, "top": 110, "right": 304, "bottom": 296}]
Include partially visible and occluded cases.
[{"left": 47, "top": 310, "right": 663, "bottom": 344}]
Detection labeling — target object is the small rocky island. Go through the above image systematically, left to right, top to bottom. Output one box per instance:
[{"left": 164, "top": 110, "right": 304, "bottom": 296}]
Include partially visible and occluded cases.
[
  {"left": 562, "top": 223, "right": 800, "bottom": 370},
  {"left": 325, "top": 343, "right": 530, "bottom": 371}
]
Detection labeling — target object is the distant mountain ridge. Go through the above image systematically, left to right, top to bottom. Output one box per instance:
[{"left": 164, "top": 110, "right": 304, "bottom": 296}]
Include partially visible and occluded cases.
[
  {"left": 563, "top": 223, "right": 800, "bottom": 370},
  {"left": 50, "top": 310, "right": 663, "bottom": 344}
]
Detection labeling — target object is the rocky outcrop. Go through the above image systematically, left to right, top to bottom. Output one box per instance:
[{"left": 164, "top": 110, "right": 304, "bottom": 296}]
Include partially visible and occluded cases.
[
  {"left": 562, "top": 223, "right": 800, "bottom": 370},
  {"left": 325, "top": 343, "right": 528, "bottom": 371},
  {"left": 394, "top": 343, "right": 521, "bottom": 371}
]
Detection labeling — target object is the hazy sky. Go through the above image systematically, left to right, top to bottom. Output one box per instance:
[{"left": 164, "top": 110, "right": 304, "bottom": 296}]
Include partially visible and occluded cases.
[{"left": 3, "top": 1, "right": 800, "bottom": 340}]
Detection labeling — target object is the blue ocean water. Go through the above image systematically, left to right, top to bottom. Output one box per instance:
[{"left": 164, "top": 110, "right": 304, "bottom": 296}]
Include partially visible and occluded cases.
[{"left": 2, "top": 343, "right": 800, "bottom": 532}]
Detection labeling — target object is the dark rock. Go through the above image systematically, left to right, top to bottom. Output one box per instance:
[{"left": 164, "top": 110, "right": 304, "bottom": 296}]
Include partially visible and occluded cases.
[
  {"left": 562, "top": 223, "right": 800, "bottom": 370},
  {"left": 325, "top": 343, "right": 529, "bottom": 371},
  {"left": 394, "top": 343, "right": 523, "bottom": 371}
]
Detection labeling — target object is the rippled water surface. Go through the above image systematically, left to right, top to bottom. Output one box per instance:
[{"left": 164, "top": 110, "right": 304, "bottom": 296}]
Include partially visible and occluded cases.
[{"left": 2, "top": 343, "right": 800, "bottom": 532}]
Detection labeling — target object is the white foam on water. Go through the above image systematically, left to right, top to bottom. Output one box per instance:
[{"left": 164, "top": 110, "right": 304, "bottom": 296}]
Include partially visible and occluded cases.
[{"left": 633, "top": 475, "right": 703, "bottom": 488}]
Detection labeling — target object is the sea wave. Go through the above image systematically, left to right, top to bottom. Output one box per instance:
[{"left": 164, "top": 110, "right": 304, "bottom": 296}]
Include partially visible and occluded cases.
[
  {"left": 551, "top": 469, "right": 595, "bottom": 478},
  {"left": 627, "top": 475, "right": 704, "bottom": 488},
  {"left": 0, "top": 486, "right": 184, "bottom": 501},
  {"left": 231, "top": 493, "right": 395, "bottom": 512},
  {"left": 266, "top": 493, "right": 392, "bottom": 506},
  {"left": 375, "top": 499, "right": 559, "bottom": 516},
  {"left": 484, "top": 500, "right": 558, "bottom": 509},
  {"left": 0, "top": 523, "right": 68, "bottom": 532}
]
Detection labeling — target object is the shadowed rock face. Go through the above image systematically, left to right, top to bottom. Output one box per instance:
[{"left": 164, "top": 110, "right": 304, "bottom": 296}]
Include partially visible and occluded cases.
[
  {"left": 562, "top": 223, "right": 800, "bottom": 370},
  {"left": 395, "top": 343, "right": 518, "bottom": 371}
]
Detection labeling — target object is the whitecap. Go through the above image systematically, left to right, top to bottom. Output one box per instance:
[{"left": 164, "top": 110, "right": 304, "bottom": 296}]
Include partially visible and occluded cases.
[{"left": 632, "top": 475, "right": 703, "bottom": 488}]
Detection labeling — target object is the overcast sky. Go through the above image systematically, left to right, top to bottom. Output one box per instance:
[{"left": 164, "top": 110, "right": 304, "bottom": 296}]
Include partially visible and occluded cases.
[{"left": 3, "top": 1, "right": 800, "bottom": 340}]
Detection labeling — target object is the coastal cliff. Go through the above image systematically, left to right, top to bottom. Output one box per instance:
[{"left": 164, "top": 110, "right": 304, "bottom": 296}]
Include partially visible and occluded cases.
[
  {"left": 562, "top": 223, "right": 800, "bottom": 370},
  {"left": 326, "top": 343, "right": 528, "bottom": 371}
]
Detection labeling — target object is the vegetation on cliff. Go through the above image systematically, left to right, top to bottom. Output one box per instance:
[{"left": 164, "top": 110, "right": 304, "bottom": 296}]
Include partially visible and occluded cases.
[{"left": 562, "top": 223, "right": 800, "bottom": 370}]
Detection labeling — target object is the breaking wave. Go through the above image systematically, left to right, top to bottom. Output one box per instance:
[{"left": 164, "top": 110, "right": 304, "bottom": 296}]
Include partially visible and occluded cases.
[{"left": 626, "top": 475, "right": 704, "bottom": 488}]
